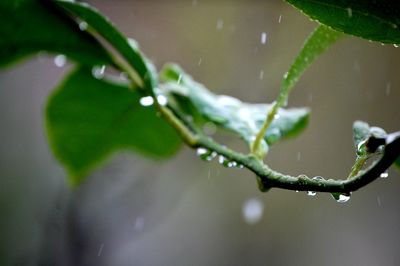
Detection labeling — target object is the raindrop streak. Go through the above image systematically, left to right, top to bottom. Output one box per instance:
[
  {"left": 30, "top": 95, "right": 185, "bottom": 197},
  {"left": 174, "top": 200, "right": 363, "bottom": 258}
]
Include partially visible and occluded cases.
[
  {"left": 346, "top": 7, "right": 352, "bottom": 17},
  {"left": 278, "top": 15, "right": 283, "bottom": 23},
  {"left": 216, "top": 19, "right": 224, "bottom": 30},
  {"left": 79, "top": 21, "right": 88, "bottom": 31},
  {"left": 260, "top": 32, "right": 267, "bottom": 44},
  {"left": 54, "top": 55, "right": 66, "bottom": 67},
  {"left": 198, "top": 57, "right": 202, "bottom": 66},
  {"left": 92, "top": 65, "right": 105, "bottom": 79},
  {"left": 259, "top": 70, "right": 264, "bottom": 80},
  {"left": 386, "top": 82, "right": 391, "bottom": 96},
  {"left": 139, "top": 96, "right": 154, "bottom": 107},
  {"left": 203, "top": 122, "right": 217, "bottom": 135},
  {"left": 297, "top": 152, "right": 301, "bottom": 161},
  {"left": 380, "top": 172, "right": 389, "bottom": 178},
  {"left": 242, "top": 198, "right": 264, "bottom": 225},
  {"left": 97, "top": 243, "right": 104, "bottom": 257}
]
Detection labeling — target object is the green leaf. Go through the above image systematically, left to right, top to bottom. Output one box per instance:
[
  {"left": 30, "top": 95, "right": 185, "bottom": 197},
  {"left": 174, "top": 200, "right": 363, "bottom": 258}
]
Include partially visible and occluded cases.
[
  {"left": 0, "top": 0, "right": 112, "bottom": 67},
  {"left": 55, "top": 0, "right": 156, "bottom": 90},
  {"left": 285, "top": 0, "right": 400, "bottom": 45},
  {"left": 281, "top": 25, "right": 343, "bottom": 98},
  {"left": 160, "top": 64, "right": 310, "bottom": 148},
  {"left": 46, "top": 67, "right": 181, "bottom": 185},
  {"left": 352, "top": 120, "right": 387, "bottom": 156},
  {"left": 396, "top": 156, "right": 400, "bottom": 170}
]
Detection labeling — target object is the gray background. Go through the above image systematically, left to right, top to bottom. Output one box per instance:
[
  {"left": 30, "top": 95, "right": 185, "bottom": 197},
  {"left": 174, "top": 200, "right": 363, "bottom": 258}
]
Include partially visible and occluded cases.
[{"left": 1, "top": 1, "right": 400, "bottom": 265}]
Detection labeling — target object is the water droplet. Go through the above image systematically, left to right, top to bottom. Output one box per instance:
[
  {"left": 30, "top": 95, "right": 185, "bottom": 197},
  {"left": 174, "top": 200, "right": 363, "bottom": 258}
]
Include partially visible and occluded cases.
[
  {"left": 346, "top": 7, "right": 352, "bottom": 17},
  {"left": 278, "top": 15, "right": 283, "bottom": 23},
  {"left": 216, "top": 18, "right": 224, "bottom": 30},
  {"left": 79, "top": 21, "right": 88, "bottom": 31},
  {"left": 260, "top": 32, "right": 267, "bottom": 44},
  {"left": 394, "top": 44, "right": 399, "bottom": 48},
  {"left": 54, "top": 54, "right": 66, "bottom": 67},
  {"left": 92, "top": 65, "right": 106, "bottom": 79},
  {"left": 259, "top": 70, "right": 264, "bottom": 80},
  {"left": 283, "top": 72, "right": 288, "bottom": 79},
  {"left": 156, "top": 94, "right": 168, "bottom": 106},
  {"left": 139, "top": 96, "right": 154, "bottom": 107},
  {"left": 196, "top": 147, "right": 208, "bottom": 156},
  {"left": 206, "top": 151, "right": 217, "bottom": 161},
  {"left": 218, "top": 155, "right": 225, "bottom": 164},
  {"left": 227, "top": 161, "right": 237, "bottom": 168},
  {"left": 238, "top": 164, "right": 244, "bottom": 169},
  {"left": 380, "top": 172, "right": 389, "bottom": 178},
  {"left": 312, "top": 176, "right": 324, "bottom": 181},
  {"left": 307, "top": 191, "right": 316, "bottom": 196},
  {"left": 331, "top": 192, "right": 351, "bottom": 203},
  {"left": 242, "top": 198, "right": 264, "bottom": 225}
]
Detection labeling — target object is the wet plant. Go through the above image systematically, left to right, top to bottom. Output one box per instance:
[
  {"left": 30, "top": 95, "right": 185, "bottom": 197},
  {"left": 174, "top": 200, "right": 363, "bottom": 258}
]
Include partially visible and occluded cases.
[{"left": 1, "top": 0, "right": 400, "bottom": 200}]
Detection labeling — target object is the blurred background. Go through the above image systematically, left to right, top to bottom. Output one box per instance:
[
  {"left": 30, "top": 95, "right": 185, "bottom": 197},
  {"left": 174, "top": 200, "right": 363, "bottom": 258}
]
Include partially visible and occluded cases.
[{"left": 1, "top": 0, "right": 400, "bottom": 265}]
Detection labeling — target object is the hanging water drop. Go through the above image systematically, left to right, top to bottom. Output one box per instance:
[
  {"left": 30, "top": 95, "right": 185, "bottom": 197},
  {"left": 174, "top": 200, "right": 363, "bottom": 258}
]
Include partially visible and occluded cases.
[
  {"left": 394, "top": 44, "right": 399, "bottom": 48},
  {"left": 54, "top": 54, "right": 66, "bottom": 67},
  {"left": 139, "top": 96, "right": 154, "bottom": 107},
  {"left": 196, "top": 147, "right": 208, "bottom": 156},
  {"left": 205, "top": 151, "right": 217, "bottom": 161},
  {"left": 380, "top": 172, "right": 389, "bottom": 178},
  {"left": 307, "top": 191, "right": 316, "bottom": 196},
  {"left": 331, "top": 192, "right": 351, "bottom": 203}
]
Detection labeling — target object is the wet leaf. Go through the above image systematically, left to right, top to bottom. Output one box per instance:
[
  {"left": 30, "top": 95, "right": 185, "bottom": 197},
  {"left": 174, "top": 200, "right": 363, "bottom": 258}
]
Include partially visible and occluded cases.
[
  {"left": 0, "top": 0, "right": 112, "bottom": 67},
  {"left": 55, "top": 0, "right": 156, "bottom": 90},
  {"left": 286, "top": 0, "right": 400, "bottom": 45},
  {"left": 282, "top": 25, "right": 343, "bottom": 96},
  {"left": 160, "top": 64, "right": 309, "bottom": 147},
  {"left": 46, "top": 67, "right": 181, "bottom": 185},
  {"left": 352, "top": 120, "right": 387, "bottom": 157}
]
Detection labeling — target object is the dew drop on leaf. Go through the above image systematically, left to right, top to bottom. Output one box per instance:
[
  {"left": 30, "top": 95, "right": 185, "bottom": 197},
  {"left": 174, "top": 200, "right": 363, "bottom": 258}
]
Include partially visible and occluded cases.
[
  {"left": 79, "top": 21, "right": 88, "bottom": 31},
  {"left": 54, "top": 54, "right": 66, "bottom": 68},
  {"left": 92, "top": 65, "right": 106, "bottom": 79}
]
